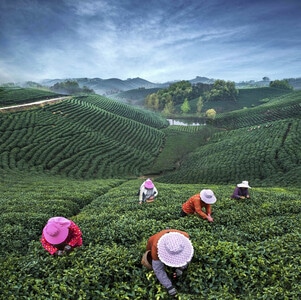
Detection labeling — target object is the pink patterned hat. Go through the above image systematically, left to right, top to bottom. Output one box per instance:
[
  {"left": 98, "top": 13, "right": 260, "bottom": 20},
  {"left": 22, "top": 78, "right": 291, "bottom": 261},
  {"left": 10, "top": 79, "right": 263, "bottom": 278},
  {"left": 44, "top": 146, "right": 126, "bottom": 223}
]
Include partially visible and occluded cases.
[
  {"left": 144, "top": 179, "right": 154, "bottom": 189},
  {"left": 43, "top": 217, "right": 71, "bottom": 244}
]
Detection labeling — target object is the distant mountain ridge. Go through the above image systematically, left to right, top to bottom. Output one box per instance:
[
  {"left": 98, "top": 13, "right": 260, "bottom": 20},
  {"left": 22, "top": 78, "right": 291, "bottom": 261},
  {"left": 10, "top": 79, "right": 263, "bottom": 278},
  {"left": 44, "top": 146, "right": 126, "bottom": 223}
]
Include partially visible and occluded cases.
[
  {"left": 39, "top": 76, "right": 301, "bottom": 95},
  {"left": 40, "top": 76, "right": 216, "bottom": 95},
  {"left": 40, "top": 77, "right": 168, "bottom": 95}
]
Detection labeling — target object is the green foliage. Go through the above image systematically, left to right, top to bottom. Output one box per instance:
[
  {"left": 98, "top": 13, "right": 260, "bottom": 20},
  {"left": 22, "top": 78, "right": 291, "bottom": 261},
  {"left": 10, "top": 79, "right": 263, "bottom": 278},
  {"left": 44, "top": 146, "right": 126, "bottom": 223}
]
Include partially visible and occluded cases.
[
  {"left": 50, "top": 80, "right": 95, "bottom": 95},
  {"left": 204, "top": 80, "right": 238, "bottom": 102},
  {"left": 269, "top": 80, "right": 293, "bottom": 90},
  {"left": 145, "top": 81, "right": 212, "bottom": 114},
  {"left": 196, "top": 96, "right": 203, "bottom": 114},
  {"left": 180, "top": 98, "right": 191, "bottom": 114},
  {"left": 205, "top": 108, "right": 217, "bottom": 119},
  {"left": 147, "top": 125, "right": 218, "bottom": 174},
  {"left": 1, "top": 173, "right": 301, "bottom": 299}
]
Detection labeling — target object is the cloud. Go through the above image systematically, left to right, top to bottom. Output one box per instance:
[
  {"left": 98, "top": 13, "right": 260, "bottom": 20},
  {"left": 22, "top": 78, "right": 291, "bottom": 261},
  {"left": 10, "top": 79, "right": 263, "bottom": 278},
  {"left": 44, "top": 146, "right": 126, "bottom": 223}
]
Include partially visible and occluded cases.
[{"left": 0, "top": 0, "right": 300, "bottom": 83}]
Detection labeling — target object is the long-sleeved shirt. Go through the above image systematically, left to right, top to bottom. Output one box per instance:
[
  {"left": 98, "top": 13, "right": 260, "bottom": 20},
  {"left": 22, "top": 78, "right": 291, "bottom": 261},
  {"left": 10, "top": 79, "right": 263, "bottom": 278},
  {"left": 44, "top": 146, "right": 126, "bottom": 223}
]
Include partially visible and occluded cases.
[
  {"left": 139, "top": 183, "right": 158, "bottom": 201},
  {"left": 231, "top": 187, "right": 249, "bottom": 199},
  {"left": 182, "top": 194, "right": 211, "bottom": 219},
  {"left": 41, "top": 221, "right": 83, "bottom": 255},
  {"left": 146, "top": 229, "right": 190, "bottom": 289}
]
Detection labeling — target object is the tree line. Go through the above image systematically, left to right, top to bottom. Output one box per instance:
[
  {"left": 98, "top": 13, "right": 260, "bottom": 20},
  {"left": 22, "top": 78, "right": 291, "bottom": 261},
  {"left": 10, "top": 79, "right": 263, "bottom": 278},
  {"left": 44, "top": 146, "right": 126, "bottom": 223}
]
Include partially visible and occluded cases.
[
  {"left": 144, "top": 79, "right": 238, "bottom": 116},
  {"left": 50, "top": 80, "right": 95, "bottom": 95}
]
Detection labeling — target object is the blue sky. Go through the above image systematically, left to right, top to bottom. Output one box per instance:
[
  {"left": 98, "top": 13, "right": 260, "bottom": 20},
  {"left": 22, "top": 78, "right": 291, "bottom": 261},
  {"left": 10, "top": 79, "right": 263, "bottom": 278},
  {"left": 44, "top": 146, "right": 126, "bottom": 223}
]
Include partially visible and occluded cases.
[{"left": 0, "top": 0, "right": 300, "bottom": 83}]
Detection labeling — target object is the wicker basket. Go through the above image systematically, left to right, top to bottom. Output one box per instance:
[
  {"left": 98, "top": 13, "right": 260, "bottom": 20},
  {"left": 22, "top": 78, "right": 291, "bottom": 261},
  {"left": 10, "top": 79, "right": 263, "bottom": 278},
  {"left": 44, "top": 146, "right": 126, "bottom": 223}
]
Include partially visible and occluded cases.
[{"left": 141, "top": 250, "right": 153, "bottom": 270}]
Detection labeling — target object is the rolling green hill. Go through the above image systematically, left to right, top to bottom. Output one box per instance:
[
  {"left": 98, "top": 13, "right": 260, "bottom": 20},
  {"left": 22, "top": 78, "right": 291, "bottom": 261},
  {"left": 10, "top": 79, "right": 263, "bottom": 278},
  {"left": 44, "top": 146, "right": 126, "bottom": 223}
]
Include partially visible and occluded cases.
[
  {"left": 0, "top": 86, "right": 63, "bottom": 107},
  {"left": 0, "top": 87, "right": 301, "bottom": 299},
  {"left": 187, "top": 87, "right": 292, "bottom": 114},
  {"left": 0, "top": 88, "right": 300, "bottom": 186},
  {"left": 157, "top": 90, "right": 301, "bottom": 186},
  {"left": 0, "top": 94, "right": 168, "bottom": 179}
]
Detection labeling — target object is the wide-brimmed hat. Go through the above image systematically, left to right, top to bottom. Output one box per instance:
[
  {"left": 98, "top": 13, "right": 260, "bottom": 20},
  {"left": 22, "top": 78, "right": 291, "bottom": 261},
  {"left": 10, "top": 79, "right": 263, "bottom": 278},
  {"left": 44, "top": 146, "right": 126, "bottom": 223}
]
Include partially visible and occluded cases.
[
  {"left": 144, "top": 179, "right": 154, "bottom": 189},
  {"left": 237, "top": 181, "right": 251, "bottom": 188},
  {"left": 200, "top": 189, "right": 217, "bottom": 204},
  {"left": 47, "top": 216, "right": 72, "bottom": 226},
  {"left": 43, "top": 217, "right": 71, "bottom": 244},
  {"left": 157, "top": 232, "right": 194, "bottom": 268}
]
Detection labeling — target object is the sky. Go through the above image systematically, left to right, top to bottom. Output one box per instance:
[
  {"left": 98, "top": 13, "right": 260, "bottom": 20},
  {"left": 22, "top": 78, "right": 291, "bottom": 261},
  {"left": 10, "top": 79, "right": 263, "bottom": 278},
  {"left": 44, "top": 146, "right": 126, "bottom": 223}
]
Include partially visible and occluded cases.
[{"left": 1, "top": 0, "right": 301, "bottom": 84}]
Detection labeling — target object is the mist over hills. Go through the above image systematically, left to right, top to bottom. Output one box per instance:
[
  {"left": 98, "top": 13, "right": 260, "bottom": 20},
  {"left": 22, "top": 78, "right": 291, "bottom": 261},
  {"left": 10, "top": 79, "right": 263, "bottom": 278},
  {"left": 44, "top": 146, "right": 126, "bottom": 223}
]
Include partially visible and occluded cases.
[{"left": 38, "top": 76, "right": 301, "bottom": 96}]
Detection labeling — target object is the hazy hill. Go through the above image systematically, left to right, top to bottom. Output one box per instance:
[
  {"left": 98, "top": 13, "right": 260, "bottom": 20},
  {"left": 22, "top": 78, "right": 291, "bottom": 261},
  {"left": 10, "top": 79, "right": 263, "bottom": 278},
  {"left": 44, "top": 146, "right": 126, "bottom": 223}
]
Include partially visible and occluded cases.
[
  {"left": 39, "top": 76, "right": 216, "bottom": 97},
  {"left": 40, "top": 77, "right": 169, "bottom": 96}
]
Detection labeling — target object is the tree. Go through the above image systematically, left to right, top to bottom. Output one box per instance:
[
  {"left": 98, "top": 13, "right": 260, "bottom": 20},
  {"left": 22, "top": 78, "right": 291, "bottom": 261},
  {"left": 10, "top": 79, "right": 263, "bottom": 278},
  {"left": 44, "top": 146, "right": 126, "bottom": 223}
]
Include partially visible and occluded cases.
[
  {"left": 204, "top": 79, "right": 238, "bottom": 101},
  {"left": 269, "top": 79, "right": 293, "bottom": 90},
  {"left": 50, "top": 80, "right": 95, "bottom": 94},
  {"left": 145, "top": 93, "right": 160, "bottom": 111},
  {"left": 196, "top": 96, "right": 203, "bottom": 115},
  {"left": 181, "top": 98, "right": 190, "bottom": 114},
  {"left": 162, "top": 101, "right": 174, "bottom": 116},
  {"left": 205, "top": 108, "right": 216, "bottom": 120}
]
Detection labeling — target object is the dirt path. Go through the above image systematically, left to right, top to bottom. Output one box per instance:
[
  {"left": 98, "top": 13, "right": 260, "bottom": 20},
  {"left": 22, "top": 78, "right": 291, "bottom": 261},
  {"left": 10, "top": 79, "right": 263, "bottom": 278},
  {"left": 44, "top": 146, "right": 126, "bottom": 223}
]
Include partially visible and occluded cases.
[{"left": 0, "top": 96, "right": 72, "bottom": 112}]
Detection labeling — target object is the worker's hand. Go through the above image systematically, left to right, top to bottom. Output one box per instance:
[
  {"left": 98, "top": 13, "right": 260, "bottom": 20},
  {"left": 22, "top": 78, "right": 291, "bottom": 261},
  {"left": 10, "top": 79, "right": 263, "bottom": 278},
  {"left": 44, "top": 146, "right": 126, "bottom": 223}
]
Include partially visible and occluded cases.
[
  {"left": 149, "top": 196, "right": 154, "bottom": 200},
  {"left": 240, "top": 196, "right": 245, "bottom": 199},
  {"left": 207, "top": 215, "right": 214, "bottom": 222},
  {"left": 64, "top": 245, "right": 72, "bottom": 253},
  {"left": 56, "top": 250, "right": 64, "bottom": 256},
  {"left": 173, "top": 268, "right": 183, "bottom": 278},
  {"left": 167, "top": 286, "right": 177, "bottom": 297}
]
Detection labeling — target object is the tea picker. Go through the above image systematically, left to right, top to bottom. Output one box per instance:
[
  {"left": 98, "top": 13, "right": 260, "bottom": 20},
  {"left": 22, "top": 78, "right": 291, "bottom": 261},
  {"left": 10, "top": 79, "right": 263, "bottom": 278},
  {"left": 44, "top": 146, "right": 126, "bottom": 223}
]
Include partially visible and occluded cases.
[{"left": 142, "top": 229, "right": 194, "bottom": 298}]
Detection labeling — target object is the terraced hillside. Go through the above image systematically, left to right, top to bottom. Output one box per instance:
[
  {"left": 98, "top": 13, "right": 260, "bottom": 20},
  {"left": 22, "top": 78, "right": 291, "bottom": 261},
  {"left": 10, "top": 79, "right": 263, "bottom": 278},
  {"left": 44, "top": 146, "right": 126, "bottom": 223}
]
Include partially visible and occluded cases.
[
  {"left": 0, "top": 88, "right": 300, "bottom": 186},
  {"left": 157, "top": 91, "right": 301, "bottom": 186},
  {"left": 0, "top": 94, "right": 168, "bottom": 178}
]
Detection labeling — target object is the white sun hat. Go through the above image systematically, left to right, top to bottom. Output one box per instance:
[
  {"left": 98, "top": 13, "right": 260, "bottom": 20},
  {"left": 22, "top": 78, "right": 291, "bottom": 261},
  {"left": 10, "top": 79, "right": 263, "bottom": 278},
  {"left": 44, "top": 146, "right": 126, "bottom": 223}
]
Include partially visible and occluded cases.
[
  {"left": 237, "top": 181, "right": 251, "bottom": 188},
  {"left": 200, "top": 189, "right": 217, "bottom": 204},
  {"left": 157, "top": 232, "right": 194, "bottom": 268}
]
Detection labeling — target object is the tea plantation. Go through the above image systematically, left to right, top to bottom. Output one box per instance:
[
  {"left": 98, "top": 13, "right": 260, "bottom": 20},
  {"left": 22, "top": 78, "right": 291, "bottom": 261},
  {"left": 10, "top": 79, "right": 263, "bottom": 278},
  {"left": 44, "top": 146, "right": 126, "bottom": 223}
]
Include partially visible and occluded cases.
[
  {"left": 0, "top": 88, "right": 301, "bottom": 299},
  {"left": 1, "top": 171, "right": 300, "bottom": 299}
]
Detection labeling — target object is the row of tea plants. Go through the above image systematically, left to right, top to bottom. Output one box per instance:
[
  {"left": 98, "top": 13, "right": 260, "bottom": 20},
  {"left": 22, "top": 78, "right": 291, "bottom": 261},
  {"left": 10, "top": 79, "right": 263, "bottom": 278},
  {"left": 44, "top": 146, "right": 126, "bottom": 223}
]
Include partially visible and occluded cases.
[
  {"left": 0, "top": 95, "right": 167, "bottom": 179},
  {"left": 158, "top": 118, "right": 301, "bottom": 186},
  {"left": 1, "top": 170, "right": 300, "bottom": 299}
]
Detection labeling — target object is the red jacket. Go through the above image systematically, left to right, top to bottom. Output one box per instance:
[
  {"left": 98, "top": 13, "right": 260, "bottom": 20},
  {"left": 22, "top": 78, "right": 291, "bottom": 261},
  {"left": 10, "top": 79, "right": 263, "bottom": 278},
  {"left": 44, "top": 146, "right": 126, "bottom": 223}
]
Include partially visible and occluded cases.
[{"left": 182, "top": 194, "right": 212, "bottom": 219}]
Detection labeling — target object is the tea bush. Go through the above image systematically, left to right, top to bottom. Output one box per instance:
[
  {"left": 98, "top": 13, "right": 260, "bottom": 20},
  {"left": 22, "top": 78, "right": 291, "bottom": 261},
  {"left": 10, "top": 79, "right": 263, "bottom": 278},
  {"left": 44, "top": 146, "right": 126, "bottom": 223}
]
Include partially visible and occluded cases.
[{"left": 1, "top": 173, "right": 301, "bottom": 299}]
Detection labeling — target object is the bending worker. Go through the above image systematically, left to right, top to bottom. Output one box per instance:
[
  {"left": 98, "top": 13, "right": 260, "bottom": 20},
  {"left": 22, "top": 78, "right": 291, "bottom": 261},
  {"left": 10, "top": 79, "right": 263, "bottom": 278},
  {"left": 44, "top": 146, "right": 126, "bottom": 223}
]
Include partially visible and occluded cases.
[
  {"left": 139, "top": 178, "right": 158, "bottom": 204},
  {"left": 180, "top": 189, "right": 217, "bottom": 222},
  {"left": 41, "top": 216, "right": 83, "bottom": 256},
  {"left": 143, "top": 229, "right": 194, "bottom": 298}
]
